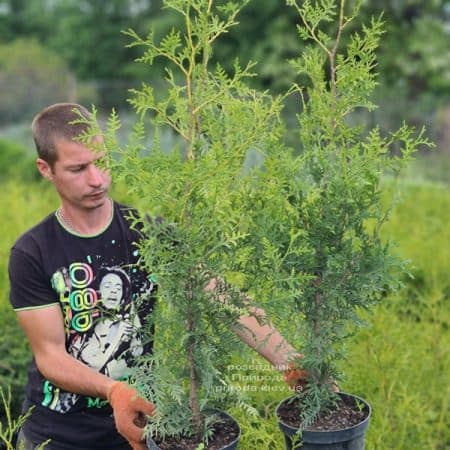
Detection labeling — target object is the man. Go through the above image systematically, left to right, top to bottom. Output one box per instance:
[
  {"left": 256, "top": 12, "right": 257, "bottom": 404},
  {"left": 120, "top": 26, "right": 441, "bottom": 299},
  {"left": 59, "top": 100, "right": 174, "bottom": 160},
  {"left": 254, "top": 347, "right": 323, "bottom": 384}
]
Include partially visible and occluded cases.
[{"left": 9, "top": 103, "right": 305, "bottom": 450}]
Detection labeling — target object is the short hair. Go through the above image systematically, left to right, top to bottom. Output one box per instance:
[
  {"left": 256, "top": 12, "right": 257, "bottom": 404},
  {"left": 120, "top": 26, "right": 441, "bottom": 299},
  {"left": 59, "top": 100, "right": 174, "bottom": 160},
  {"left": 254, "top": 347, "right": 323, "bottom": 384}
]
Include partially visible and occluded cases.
[{"left": 31, "top": 103, "right": 92, "bottom": 167}]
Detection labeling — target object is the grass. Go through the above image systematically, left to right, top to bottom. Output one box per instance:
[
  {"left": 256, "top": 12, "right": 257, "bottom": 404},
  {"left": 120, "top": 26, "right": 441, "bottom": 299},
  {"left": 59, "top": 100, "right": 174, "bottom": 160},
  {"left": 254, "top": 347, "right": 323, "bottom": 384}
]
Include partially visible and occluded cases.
[
  {"left": 0, "top": 163, "right": 449, "bottom": 449},
  {"left": 0, "top": 182, "right": 59, "bottom": 420}
]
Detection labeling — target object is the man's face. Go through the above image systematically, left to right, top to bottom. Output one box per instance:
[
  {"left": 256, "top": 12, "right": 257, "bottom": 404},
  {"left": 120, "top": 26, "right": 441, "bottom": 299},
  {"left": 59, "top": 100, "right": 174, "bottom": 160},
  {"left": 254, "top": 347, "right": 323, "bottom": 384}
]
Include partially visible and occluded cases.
[{"left": 38, "top": 138, "right": 111, "bottom": 210}]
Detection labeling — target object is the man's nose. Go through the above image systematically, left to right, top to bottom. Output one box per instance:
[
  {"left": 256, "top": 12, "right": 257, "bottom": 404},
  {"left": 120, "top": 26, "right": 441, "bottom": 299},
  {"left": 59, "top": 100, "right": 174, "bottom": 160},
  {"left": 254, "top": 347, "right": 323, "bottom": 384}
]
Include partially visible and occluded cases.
[{"left": 87, "top": 164, "right": 104, "bottom": 186}]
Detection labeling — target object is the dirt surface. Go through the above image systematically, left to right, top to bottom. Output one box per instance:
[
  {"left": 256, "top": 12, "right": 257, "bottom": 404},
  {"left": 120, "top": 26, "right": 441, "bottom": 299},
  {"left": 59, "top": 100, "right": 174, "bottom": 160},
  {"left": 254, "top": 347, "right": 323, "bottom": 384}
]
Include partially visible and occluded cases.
[
  {"left": 277, "top": 394, "right": 369, "bottom": 432},
  {"left": 153, "top": 413, "right": 240, "bottom": 450}
]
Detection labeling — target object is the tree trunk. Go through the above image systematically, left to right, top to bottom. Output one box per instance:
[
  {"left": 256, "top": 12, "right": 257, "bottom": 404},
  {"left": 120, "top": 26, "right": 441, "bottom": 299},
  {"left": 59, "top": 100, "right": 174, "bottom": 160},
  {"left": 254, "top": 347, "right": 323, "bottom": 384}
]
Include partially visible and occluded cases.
[{"left": 187, "top": 314, "right": 202, "bottom": 437}]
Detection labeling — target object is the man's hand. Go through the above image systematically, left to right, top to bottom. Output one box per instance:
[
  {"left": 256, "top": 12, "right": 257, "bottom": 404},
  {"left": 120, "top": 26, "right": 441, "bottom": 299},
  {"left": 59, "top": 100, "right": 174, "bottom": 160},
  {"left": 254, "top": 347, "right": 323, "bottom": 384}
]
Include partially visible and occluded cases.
[
  {"left": 283, "top": 363, "right": 308, "bottom": 392},
  {"left": 283, "top": 363, "right": 340, "bottom": 393},
  {"left": 107, "top": 381, "right": 156, "bottom": 450}
]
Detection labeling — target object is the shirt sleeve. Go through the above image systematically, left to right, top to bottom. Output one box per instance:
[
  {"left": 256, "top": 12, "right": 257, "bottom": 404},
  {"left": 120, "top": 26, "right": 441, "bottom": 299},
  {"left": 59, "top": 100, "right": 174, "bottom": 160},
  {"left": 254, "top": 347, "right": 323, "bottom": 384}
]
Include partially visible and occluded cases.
[{"left": 9, "top": 246, "right": 59, "bottom": 311}]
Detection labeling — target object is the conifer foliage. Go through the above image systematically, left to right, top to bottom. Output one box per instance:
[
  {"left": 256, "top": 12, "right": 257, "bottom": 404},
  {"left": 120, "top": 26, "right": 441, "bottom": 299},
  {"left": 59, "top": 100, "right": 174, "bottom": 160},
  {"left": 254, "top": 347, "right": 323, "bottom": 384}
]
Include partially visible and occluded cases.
[
  {"left": 98, "top": 0, "right": 433, "bottom": 443},
  {"left": 102, "top": 0, "right": 283, "bottom": 443},
  {"left": 250, "top": 0, "right": 433, "bottom": 428}
]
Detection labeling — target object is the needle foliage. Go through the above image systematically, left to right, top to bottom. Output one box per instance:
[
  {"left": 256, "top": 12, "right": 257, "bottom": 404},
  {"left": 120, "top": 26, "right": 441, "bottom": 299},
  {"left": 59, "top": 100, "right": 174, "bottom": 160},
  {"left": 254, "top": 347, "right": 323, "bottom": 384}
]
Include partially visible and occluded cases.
[
  {"left": 95, "top": 0, "right": 434, "bottom": 441},
  {"left": 99, "top": 0, "right": 284, "bottom": 444},
  {"left": 247, "top": 0, "right": 434, "bottom": 428}
]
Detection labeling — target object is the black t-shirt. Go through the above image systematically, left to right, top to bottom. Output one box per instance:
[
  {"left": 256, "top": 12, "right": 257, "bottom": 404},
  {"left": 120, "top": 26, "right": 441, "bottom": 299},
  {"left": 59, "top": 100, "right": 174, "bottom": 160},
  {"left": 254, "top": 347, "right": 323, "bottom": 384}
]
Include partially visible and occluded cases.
[{"left": 9, "top": 201, "right": 156, "bottom": 449}]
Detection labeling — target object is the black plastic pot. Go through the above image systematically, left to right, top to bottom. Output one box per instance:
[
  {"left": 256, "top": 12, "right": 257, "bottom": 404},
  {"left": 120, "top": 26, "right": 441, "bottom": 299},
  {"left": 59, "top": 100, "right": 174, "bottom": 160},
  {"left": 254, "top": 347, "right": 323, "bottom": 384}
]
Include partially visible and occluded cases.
[
  {"left": 275, "top": 393, "right": 371, "bottom": 450},
  {"left": 146, "top": 409, "right": 240, "bottom": 450}
]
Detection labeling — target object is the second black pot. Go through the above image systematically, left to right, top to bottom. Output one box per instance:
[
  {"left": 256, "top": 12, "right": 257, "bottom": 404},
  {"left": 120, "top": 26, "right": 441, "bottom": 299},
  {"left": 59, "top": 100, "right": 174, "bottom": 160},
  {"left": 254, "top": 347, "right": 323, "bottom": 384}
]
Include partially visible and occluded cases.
[{"left": 275, "top": 392, "right": 371, "bottom": 450}]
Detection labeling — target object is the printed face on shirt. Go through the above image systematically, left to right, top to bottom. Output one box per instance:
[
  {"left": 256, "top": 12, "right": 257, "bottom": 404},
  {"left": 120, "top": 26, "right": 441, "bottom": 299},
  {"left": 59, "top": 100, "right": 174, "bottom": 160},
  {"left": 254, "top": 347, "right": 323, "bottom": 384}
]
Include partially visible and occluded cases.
[
  {"left": 38, "top": 137, "right": 111, "bottom": 211},
  {"left": 99, "top": 273, "right": 123, "bottom": 309}
]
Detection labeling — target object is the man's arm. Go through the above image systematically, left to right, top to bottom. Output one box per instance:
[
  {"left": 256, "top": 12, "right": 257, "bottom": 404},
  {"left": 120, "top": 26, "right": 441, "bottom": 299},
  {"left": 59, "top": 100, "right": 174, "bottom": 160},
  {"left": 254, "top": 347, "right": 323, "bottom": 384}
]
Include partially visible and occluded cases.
[
  {"left": 205, "top": 277, "right": 300, "bottom": 370},
  {"left": 17, "top": 304, "right": 155, "bottom": 450},
  {"left": 16, "top": 305, "right": 114, "bottom": 398},
  {"left": 235, "top": 306, "right": 297, "bottom": 369},
  {"left": 236, "top": 306, "right": 338, "bottom": 392},
  {"left": 235, "top": 307, "right": 312, "bottom": 392}
]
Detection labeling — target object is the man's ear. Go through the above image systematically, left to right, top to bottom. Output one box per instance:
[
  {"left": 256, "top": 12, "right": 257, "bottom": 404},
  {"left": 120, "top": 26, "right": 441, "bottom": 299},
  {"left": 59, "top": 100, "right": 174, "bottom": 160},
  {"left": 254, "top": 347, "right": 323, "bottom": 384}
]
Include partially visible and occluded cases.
[{"left": 36, "top": 158, "right": 53, "bottom": 181}]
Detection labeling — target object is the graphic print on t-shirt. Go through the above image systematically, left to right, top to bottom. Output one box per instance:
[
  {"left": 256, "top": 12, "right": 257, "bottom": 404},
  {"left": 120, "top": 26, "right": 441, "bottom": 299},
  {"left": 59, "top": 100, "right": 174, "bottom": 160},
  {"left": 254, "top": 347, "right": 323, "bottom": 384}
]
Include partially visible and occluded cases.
[
  {"left": 47, "top": 261, "right": 150, "bottom": 412},
  {"left": 68, "top": 266, "right": 144, "bottom": 378}
]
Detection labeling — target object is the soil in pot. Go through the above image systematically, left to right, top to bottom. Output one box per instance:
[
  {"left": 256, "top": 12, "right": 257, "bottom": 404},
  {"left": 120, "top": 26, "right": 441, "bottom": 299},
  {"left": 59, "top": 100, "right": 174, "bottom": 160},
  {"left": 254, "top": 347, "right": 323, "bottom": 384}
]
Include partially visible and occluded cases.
[
  {"left": 277, "top": 394, "right": 369, "bottom": 432},
  {"left": 148, "top": 411, "right": 240, "bottom": 450}
]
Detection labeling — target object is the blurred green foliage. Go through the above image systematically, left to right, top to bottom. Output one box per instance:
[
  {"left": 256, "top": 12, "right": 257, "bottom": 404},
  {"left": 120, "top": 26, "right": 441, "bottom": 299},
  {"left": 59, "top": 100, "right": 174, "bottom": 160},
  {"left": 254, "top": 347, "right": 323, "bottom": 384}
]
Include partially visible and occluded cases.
[
  {"left": 0, "top": 0, "right": 446, "bottom": 162},
  {"left": 0, "top": 0, "right": 161, "bottom": 80},
  {"left": 1, "top": 0, "right": 450, "bottom": 123},
  {"left": 361, "top": 1, "right": 450, "bottom": 97},
  {"left": 0, "top": 39, "right": 73, "bottom": 123},
  {"left": 0, "top": 139, "right": 40, "bottom": 182},
  {"left": 346, "top": 180, "right": 450, "bottom": 449},
  {"left": 0, "top": 182, "right": 58, "bottom": 420}
]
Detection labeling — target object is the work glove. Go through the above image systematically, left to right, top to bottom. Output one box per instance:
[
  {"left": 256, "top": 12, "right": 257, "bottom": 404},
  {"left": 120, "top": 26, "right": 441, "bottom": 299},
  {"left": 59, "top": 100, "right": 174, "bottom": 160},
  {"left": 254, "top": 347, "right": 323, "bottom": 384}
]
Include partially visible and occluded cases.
[
  {"left": 283, "top": 363, "right": 309, "bottom": 393},
  {"left": 283, "top": 364, "right": 339, "bottom": 393},
  {"left": 107, "top": 381, "right": 156, "bottom": 450}
]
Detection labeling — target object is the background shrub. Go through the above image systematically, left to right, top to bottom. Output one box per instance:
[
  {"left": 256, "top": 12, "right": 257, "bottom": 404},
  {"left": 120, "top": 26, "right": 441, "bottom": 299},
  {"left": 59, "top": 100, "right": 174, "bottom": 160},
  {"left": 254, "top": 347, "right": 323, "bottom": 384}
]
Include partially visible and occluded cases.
[
  {"left": 0, "top": 39, "right": 74, "bottom": 124},
  {"left": 0, "top": 139, "right": 39, "bottom": 182},
  {"left": 0, "top": 182, "right": 58, "bottom": 419}
]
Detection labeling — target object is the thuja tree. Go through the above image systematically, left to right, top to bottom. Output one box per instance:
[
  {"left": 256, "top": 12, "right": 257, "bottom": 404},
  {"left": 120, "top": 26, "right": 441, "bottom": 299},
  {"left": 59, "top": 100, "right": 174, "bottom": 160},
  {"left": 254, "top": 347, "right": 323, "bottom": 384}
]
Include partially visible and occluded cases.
[
  {"left": 101, "top": 0, "right": 284, "bottom": 443},
  {"left": 248, "top": 0, "right": 433, "bottom": 427},
  {"left": 0, "top": 387, "right": 49, "bottom": 449}
]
